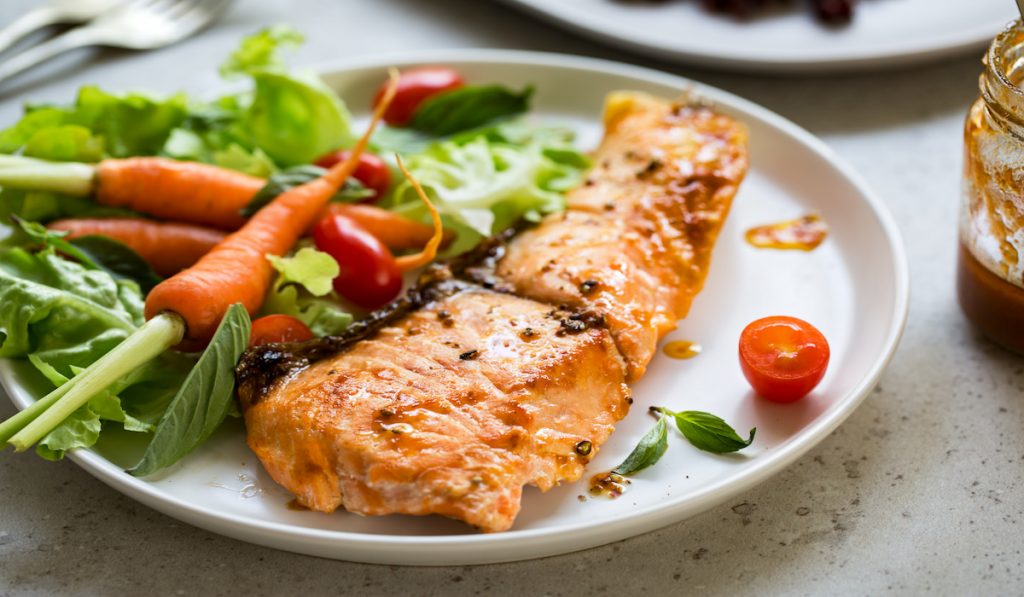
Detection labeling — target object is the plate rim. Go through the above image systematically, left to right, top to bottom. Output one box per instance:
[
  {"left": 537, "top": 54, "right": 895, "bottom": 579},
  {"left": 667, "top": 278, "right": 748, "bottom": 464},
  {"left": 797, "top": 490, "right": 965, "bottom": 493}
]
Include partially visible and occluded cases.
[
  {"left": 493, "top": 0, "right": 1006, "bottom": 73},
  {"left": 0, "top": 49, "right": 910, "bottom": 564}
]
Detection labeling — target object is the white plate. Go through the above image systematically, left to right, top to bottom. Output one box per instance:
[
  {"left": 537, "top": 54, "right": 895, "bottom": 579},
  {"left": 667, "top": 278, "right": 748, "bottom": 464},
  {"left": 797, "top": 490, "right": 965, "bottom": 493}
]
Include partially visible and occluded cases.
[
  {"left": 496, "top": 0, "right": 1013, "bottom": 73},
  {"left": 0, "top": 51, "right": 908, "bottom": 565}
]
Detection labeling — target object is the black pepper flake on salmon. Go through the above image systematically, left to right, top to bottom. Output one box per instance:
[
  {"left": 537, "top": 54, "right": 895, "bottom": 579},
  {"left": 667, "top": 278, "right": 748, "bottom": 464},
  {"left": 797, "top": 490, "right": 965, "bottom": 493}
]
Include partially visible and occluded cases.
[
  {"left": 636, "top": 158, "right": 663, "bottom": 179},
  {"left": 580, "top": 279, "right": 599, "bottom": 294},
  {"left": 438, "top": 309, "right": 455, "bottom": 327},
  {"left": 520, "top": 327, "right": 536, "bottom": 340},
  {"left": 459, "top": 349, "right": 479, "bottom": 361},
  {"left": 575, "top": 440, "right": 593, "bottom": 456}
]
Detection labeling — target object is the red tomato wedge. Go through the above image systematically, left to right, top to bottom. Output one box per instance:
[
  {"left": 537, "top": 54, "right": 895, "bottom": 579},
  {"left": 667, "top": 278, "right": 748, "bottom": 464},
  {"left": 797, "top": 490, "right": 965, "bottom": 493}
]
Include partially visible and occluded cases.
[
  {"left": 373, "top": 67, "right": 464, "bottom": 126},
  {"left": 314, "top": 150, "right": 391, "bottom": 202},
  {"left": 249, "top": 315, "right": 314, "bottom": 348},
  {"left": 739, "top": 316, "right": 830, "bottom": 402}
]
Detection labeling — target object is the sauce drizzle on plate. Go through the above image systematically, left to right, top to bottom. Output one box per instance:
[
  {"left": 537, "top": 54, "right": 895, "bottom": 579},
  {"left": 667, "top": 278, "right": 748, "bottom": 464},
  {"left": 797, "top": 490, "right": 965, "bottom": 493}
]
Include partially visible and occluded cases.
[
  {"left": 745, "top": 214, "right": 828, "bottom": 251},
  {"left": 663, "top": 340, "right": 702, "bottom": 359},
  {"left": 589, "top": 472, "right": 631, "bottom": 499}
]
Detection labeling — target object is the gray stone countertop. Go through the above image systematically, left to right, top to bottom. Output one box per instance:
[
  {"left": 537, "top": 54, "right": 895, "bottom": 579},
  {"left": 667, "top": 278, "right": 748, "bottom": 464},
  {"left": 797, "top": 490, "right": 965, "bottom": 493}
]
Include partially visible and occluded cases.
[{"left": 1, "top": 0, "right": 1022, "bottom": 595}]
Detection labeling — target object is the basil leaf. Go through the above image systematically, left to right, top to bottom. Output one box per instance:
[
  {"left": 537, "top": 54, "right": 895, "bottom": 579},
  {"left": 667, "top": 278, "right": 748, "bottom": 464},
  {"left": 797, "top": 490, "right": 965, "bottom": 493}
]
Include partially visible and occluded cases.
[
  {"left": 411, "top": 85, "right": 534, "bottom": 137},
  {"left": 240, "top": 165, "right": 372, "bottom": 217},
  {"left": 69, "top": 235, "right": 162, "bottom": 293},
  {"left": 128, "top": 303, "right": 251, "bottom": 476},
  {"left": 672, "top": 410, "right": 756, "bottom": 454},
  {"left": 612, "top": 415, "right": 669, "bottom": 476}
]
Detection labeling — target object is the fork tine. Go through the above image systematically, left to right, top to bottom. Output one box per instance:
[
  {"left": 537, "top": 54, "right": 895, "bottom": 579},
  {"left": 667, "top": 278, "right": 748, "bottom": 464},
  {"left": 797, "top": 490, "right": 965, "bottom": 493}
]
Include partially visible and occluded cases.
[
  {"left": 164, "top": 0, "right": 203, "bottom": 20},
  {"left": 174, "top": 0, "right": 231, "bottom": 33}
]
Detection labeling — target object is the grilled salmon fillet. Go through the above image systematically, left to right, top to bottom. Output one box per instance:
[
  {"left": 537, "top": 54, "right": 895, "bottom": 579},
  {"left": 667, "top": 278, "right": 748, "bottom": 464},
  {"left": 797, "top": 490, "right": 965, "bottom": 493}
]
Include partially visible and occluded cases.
[
  {"left": 237, "top": 92, "right": 748, "bottom": 532},
  {"left": 497, "top": 92, "right": 749, "bottom": 379},
  {"left": 243, "top": 290, "right": 628, "bottom": 531}
]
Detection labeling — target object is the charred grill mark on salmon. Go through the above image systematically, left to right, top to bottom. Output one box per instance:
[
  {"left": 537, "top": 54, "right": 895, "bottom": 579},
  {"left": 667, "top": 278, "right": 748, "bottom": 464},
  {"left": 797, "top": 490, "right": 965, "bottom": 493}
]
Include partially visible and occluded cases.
[{"left": 236, "top": 92, "right": 749, "bottom": 532}]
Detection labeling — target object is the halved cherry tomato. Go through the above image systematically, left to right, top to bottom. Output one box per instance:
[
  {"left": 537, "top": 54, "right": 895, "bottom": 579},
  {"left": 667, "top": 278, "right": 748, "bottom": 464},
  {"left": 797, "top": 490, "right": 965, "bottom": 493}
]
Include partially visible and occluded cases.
[
  {"left": 373, "top": 67, "right": 464, "bottom": 126},
  {"left": 314, "top": 150, "right": 391, "bottom": 201},
  {"left": 312, "top": 212, "right": 403, "bottom": 310},
  {"left": 249, "top": 315, "right": 314, "bottom": 348},
  {"left": 739, "top": 316, "right": 830, "bottom": 403}
]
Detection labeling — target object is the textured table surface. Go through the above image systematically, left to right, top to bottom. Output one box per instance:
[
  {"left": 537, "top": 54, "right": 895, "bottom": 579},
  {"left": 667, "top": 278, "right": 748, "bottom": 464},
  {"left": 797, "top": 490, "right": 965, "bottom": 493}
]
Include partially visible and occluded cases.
[{"left": 1, "top": 1, "right": 1022, "bottom": 595}]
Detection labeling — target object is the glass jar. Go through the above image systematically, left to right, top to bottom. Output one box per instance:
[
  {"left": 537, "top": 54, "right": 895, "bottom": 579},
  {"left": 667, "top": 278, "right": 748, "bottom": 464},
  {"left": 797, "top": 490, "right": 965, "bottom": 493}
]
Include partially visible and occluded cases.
[{"left": 959, "top": 22, "right": 1024, "bottom": 354}]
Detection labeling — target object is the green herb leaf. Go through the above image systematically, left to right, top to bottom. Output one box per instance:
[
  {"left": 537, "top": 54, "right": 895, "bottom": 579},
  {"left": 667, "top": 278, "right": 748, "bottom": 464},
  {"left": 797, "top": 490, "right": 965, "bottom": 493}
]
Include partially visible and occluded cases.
[
  {"left": 411, "top": 85, "right": 534, "bottom": 137},
  {"left": 241, "top": 165, "right": 372, "bottom": 217},
  {"left": 266, "top": 247, "right": 338, "bottom": 297},
  {"left": 128, "top": 303, "right": 251, "bottom": 476},
  {"left": 669, "top": 410, "right": 756, "bottom": 454},
  {"left": 612, "top": 415, "right": 669, "bottom": 476}
]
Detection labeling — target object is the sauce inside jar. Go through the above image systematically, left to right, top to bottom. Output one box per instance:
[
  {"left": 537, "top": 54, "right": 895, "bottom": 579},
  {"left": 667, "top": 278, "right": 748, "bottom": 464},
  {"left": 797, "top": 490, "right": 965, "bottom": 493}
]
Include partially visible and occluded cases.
[
  {"left": 745, "top": 214, "right": 828, "bottom": 251},
  {"left": 957, "top": 244, "right": 1024, "bottom": 353},
  {"left": 663, "top": 340, "right": 702, "bottom": 359}
]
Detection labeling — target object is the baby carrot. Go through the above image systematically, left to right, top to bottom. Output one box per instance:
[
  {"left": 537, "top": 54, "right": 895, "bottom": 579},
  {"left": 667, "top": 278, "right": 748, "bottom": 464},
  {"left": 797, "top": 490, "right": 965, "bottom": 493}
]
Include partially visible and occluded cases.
[
  {"left": 94, "top": 158, "right": 264, "bottom": 230},
  {"left": 48, "top": 218, "right": 227, "bottom": 276}
]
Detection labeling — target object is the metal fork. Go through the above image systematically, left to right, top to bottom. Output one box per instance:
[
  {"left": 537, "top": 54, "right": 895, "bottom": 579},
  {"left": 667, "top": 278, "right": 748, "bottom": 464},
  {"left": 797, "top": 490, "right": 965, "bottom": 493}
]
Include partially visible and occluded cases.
[
  {"left": 0, "top": 0, "right": 232, "bottom": 86},
  {"left": 0, "top": 0, "right": 126, "bottom": 56}
]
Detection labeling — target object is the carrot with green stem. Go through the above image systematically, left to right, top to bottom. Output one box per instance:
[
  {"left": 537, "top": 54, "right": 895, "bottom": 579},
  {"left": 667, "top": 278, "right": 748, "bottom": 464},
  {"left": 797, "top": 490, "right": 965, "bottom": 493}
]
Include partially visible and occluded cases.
[
  {"left": 3, "top": 69, "right": 400, "bottom": 454},
  {"left": 0, "top": 155, "right": 264, "bottom": 230}
]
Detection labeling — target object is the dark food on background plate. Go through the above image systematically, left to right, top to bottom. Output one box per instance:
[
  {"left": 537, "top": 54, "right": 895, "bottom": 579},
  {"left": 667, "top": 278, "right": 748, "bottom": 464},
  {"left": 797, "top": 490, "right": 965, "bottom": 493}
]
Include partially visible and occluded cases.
[
  {"left": 623, "top": 0, "right": 855, "bottom": 24},
  {"left": 237, "top": 91, "right": 749, "bottom": 532}
]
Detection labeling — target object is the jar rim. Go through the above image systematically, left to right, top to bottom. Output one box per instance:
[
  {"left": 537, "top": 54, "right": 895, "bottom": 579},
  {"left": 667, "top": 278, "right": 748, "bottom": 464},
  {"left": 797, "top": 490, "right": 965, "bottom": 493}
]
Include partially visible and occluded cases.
[{"left": 983, "top": 21, "right": 1024, "bottom": 129}]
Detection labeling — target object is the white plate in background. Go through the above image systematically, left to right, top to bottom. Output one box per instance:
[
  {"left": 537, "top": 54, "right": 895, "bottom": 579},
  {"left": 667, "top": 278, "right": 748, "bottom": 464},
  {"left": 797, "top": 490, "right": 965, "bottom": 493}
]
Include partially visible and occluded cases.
[
  {"left": 495, "top": 0, "right": 1012, "bottom": 73},
  {"left": 0, "top": 50, "right": 908, "bottom": 564}
]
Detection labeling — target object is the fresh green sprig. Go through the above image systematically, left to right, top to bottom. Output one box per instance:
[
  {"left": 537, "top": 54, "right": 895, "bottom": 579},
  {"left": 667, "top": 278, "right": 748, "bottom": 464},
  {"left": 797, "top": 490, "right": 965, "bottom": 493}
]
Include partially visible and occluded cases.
[{"left": 609, "top": 406, "right": 756, "bottom": 478}]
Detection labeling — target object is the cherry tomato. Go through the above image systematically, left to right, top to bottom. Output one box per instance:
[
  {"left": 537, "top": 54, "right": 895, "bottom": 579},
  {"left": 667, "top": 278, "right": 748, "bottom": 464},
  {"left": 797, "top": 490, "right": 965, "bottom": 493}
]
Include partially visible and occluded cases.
[
  {"left": 373, "top": 67, "right": 464, "bottom": 126},
  {"left": 314, "top": 150, "right": 391, "bottom": 201},
  {"left": 312, "top": 212, "right": 403, "bottom": 310},
  {"left": 249, "top": 315, "right": 314, "bottom": 348},
  {"left": 738, "top": 316, "right": 830, "bottom": 403}
]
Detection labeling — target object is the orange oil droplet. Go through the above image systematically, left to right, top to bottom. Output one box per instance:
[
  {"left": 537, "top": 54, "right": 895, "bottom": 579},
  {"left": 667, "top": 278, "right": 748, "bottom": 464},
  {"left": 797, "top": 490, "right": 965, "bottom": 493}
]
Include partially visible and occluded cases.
[
  {"left": 745, "top": 214, "right": 828, "bottom": 251},
  {"left": 663, "top": 340, "right": 702, "bottom": 359}
]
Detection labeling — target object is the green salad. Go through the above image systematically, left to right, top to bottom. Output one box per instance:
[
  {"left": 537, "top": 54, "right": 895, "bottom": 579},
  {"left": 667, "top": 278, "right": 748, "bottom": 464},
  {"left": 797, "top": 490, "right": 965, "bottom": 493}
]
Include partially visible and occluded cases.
[{"left": 0, "top": 25, "right": 589, "bottom": 473}]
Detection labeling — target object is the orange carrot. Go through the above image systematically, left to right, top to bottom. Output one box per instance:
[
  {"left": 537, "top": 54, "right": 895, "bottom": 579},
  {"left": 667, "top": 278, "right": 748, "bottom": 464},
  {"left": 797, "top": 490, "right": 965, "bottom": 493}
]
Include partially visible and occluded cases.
[
  {"left": 143, "top": 69, "right": 400, "bottom": 346},
  {"left": 392, "top": 156, "right": 444, "bottom": 272},
  {"left": 95, "top": 158, "right": 264, "bottom": 230},
  {"left": 320, "top": 203, "right": 453, "bottom": 252},
  {"left": 48, "top": 218, "right": 227, "bottom": 276}
]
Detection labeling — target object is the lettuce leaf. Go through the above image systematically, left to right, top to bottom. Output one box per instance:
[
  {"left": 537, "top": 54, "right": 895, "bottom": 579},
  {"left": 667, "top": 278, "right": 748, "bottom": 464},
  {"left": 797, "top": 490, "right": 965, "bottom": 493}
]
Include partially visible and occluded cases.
[
  {"left": 219, "top": 25, "right": 352, "bottom": 167},
  {"left": 0, "top": 87, "right": 188, "bottom": 161},
  {"left": 386, "top": 120, "right": 589, "bottom": 254},
  {"left": 0, "top": 247, "right": 189, "bottom": 459},
  {"left": 262, "top": 247, "right": 351, "bottom": 337}
]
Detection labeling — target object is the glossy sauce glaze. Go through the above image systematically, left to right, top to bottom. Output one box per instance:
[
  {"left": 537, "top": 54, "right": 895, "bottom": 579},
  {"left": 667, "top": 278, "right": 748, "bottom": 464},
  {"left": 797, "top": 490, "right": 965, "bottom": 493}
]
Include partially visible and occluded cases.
[
  {"left": 745, "top": 214, "right": 828, "bottom": 251},
  {"left": 662, "top": 340, "right": 702, "bottom": 359}
]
